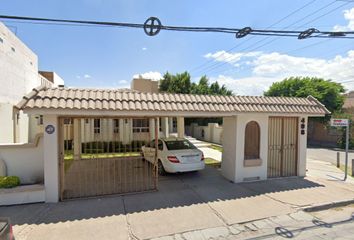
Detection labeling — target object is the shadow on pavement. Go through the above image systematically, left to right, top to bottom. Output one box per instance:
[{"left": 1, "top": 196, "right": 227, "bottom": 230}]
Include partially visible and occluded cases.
[{"left": 0, "top": 166, "right": 325, "bottom": 225}]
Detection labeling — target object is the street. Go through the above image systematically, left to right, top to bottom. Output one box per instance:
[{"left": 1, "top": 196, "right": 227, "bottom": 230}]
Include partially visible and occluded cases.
[{"left": 307, "top": 147, "right": 353, "bottom": 167}]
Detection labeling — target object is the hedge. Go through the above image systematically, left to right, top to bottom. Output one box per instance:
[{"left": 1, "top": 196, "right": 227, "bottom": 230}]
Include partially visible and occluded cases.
[{"left": 0, "top": 176, "right": 20, "bottom": 188}]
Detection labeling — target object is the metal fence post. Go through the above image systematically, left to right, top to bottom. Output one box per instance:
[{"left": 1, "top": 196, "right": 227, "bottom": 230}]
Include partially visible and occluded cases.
[
  {"left": 337, "top": 152, "right": 340, "bottom": 168},
  {"left": 352, "top": 159, "right": 354, "bottom": 177}
]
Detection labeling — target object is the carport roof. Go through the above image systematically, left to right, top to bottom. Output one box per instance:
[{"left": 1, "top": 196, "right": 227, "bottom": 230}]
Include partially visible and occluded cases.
[{"left": 15, "top": 86, "right": 330, "bottom": 116}]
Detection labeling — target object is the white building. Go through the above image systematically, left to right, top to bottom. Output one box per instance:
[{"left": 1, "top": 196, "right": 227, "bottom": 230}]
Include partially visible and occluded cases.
[{"left": 0, "top": 22, "right": 64, "bottom": 143}]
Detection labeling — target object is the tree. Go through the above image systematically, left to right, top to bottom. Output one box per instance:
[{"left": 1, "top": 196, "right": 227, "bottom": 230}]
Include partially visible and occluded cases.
[
  {"left": 159, "top": 72, "right": 233, "bottom": 96},
  {"left": 264, "top": 77, "right": 345, "bottom": 113}
]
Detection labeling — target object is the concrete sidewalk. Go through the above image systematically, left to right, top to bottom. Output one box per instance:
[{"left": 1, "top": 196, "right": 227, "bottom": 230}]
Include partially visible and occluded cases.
[{"left": 1, "top": 161, "right": 354, "bottom": 240}]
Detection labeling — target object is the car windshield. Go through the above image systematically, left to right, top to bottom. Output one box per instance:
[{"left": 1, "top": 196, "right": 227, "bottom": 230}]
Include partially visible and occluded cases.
[{"left": 164, "top": 140, "right": 196, "bottom": 150}]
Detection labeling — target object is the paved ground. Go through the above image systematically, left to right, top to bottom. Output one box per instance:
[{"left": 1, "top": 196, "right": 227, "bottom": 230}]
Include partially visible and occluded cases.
[
  {"left": 199, "top": 146, "right": 222, "bottom": 161},
  {"left": 308, "top": 147, "right": 353, "bottom": 167},
  {"left": 1, "top": 159, "right": 354, "bottom": 240}
]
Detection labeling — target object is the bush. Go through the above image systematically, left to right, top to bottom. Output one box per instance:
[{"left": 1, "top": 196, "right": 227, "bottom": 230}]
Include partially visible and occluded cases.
[{"left": 0, "top": 176, "right": 20, "bottom": 188}]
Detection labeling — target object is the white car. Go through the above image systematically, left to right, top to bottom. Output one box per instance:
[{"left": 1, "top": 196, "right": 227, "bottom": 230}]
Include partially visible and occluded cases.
[{"left": 141, "top": 138, "right": 205, "bottom": 175}]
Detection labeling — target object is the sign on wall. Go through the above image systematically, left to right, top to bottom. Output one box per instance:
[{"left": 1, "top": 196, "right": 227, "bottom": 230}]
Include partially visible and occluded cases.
[
  {"left": 330, "top": 119, "right": 349, "bottom": 127},
  {"left": 45, "top": 124, "right": 55, "bottom": 134}
]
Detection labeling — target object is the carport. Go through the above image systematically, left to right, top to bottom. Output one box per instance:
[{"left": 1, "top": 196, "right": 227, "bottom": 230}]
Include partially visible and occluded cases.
[{"left": 15, "top": 86, "right": 329, "bottom": 202}]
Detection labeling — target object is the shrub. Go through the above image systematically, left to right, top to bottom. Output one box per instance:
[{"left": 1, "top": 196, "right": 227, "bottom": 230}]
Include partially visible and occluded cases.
[{"left": 0, "top": 176, "right": 20, "bottom": 188}]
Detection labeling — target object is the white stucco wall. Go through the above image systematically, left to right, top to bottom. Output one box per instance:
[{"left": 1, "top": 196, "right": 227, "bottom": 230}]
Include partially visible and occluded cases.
[
  {"left": 234, "top": 114, "right": 268, "bottom": 182},
  {"left": 43, "top": 115, "right": 59, "bottom": 203},
  {"left": 298, "top": 116, "right": 308, "bottom": 177},
  {"left": 221, "top": 117, "right": 237, "bottom": 181},
  {"left": 0, "top": 134, "right": 44, "bottom": 184}
]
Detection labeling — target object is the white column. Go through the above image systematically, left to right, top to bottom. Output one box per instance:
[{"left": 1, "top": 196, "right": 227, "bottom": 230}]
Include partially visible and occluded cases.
[
  {"left": 43, "top": 115, "right": 59, "bottom": 203},
  {"left": 177, "top": 116, "right": 185, "bottom": 138},
  {"left": 298, "top": 116, "right": 308, "bottom": 177},
  {"left": 161, "top": 117, "right": 169, "bottom": 138},
  {"left": 168, "top": 117, "right": 174, "bottom": 133},
  {"left": 221, "top": 117, "right": 237, "bottom": 182},
  {"left": 149, "top": 118, "right": 155, "bottom": 140},
  {"left": 73, "top": 119, "right": 81, "bottom": 161}
]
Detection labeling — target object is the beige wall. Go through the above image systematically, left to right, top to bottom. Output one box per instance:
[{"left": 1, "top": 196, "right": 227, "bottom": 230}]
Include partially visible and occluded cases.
[
  {"left": 131, "top": 78, "right": 159, "bottom": 93},
  {"left": 186, "top": 123, "right": 223, "bottom": 144},
  {"left": 0, "top": 134, "right": 44, "bottom": 184}
]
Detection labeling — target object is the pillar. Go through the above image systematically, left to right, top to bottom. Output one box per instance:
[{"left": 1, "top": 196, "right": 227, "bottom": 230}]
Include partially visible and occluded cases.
[
  {"left": 43, "top": 115, "right": 59, "bottom": 203},
  {"left": 177, "top": 116, "right": 185, "bottom": 138},
  {"left": 298, "top": 116, "right": 308, "bottom": 177},
  {"left": 161, "top": 117, "right": 169, "bottom": 138},
  {"left": 168, "top": 117, "right": 174, "bottom": 133},
  {"left": 221, "top": 117, "right": 237, "bottom": 182},
  {"left": 149, "top": 118, "right": 155, "bottom": 140},
  {"left": 73, "top": 119, "right": 81, "bottom": 161}
]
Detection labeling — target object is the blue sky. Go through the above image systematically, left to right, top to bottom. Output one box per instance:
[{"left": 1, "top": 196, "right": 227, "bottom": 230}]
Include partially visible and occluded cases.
[{"left": 1, "top": 0, "right": 354, "bottom": 95}]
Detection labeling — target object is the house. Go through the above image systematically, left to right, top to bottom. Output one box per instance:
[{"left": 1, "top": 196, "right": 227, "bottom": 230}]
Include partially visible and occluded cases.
[
  {"left": 0, "top": 22, "right": 64, "bottom": 144},
  {"left": 9, "top": 86, "right": 329, "bottom": 203}
]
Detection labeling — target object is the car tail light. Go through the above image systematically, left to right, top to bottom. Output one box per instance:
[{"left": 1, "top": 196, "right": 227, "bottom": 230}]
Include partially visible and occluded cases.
[
  {"left": 201, "top": 153, "right": 204, "bottom": 161},
  {"left": 167, "top": 156, "right": 180, "bottom": 163},
  {"left": 9, "top": 224, "right": 14, "bottom": 240}
]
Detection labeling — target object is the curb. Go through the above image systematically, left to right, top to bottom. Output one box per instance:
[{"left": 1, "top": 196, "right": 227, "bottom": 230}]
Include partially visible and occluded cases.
[{"left": 303, "top": 199, "right": 354, "bottom": 212}]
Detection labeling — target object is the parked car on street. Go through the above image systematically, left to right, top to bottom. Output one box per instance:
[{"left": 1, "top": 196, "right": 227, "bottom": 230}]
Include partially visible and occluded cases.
[
  {"left": 141, "top": 138, "right": 205, "bottom": 175},
  {"left": 0, "top": 218, "right": 14, "bottom": 240}
]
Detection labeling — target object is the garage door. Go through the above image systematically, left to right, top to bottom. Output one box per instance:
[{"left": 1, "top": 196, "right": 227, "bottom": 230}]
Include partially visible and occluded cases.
[
  {"left": 58, "top": 117, "right": 158, "bottom": 200},
  {"left": 268, "top": 117, "right": 298, "bottom": 178}
]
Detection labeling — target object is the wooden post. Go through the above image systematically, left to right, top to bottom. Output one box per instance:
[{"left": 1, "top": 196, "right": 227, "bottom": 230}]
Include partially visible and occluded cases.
[{"left": 337, "top": 152, "right": 340, "bottom": 168}]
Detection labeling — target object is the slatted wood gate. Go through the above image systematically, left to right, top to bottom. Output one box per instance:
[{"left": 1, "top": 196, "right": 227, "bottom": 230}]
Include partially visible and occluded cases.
[
  {"left": 59, "top": 117, "right": 158, "bottom": 200},
  {"left": 268, "top": 117, "right": 298, "bottom": 178}
]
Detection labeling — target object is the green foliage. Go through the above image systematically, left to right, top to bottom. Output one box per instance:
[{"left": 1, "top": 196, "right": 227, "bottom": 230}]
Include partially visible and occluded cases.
[
  {"left": 159, "top": 72, "right": 233, "bottom": 96},
  {"left": 264, "top": 77, "right": 345, "bottom": 113},
  {"left": 81, "top": 140, "right": 146, "bottom": 153},
  {"left": 0, "top": 176, "right": 20, "bottom": 188}
]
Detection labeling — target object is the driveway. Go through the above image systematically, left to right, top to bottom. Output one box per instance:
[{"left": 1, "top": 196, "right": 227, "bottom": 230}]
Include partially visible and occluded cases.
[{"left": 1, "top": 163, "right": 354, "bottom": 240}]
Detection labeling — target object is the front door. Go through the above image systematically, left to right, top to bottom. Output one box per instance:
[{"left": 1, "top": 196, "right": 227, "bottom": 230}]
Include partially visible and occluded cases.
[{"left": 268, "top": 117, "right": 298, "bottom": 178}]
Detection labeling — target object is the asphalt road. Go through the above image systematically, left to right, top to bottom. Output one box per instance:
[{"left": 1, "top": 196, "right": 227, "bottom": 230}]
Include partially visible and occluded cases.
[{"left": 307, "top": 147, "right": 353, "bottom": 167}]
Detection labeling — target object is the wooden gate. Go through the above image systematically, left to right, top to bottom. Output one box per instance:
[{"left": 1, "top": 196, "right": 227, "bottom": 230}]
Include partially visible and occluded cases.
[
  {"left": 59, "top": 117, "right": 158, "bottom": 200},
  {"left": 268, "top": 117, "right": 298, "bottom": 178}
]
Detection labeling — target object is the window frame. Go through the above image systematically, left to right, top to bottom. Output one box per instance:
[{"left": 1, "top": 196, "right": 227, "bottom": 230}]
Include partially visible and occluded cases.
[
  {"left": 93, "top": 118, "right": 101, "bottom": 134},
  {"left": 133, "top": 118, "right": 149, "bottom": 133},
  {"left": 113, "top": 119, "right": 120, "bottom": 133},
  {"left": 244, "top": 121, "right": 260, "bottom": 160}
]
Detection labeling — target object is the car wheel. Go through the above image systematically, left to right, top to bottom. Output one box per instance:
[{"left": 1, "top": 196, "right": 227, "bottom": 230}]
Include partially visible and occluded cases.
[{"left": 158, "top": 160, "right": 167, "bottom": 175}]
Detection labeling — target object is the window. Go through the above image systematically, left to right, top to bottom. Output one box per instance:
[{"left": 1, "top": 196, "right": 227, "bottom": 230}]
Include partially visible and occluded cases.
[
  {"left": 0, "top": 37, "right": 3, "bottom": 43},
  {"left": 37, "top": 115, "right": 43, "bottom": 125},
  {"left": 63, "top": 118, "right": 72, "bottom": 125},
  {"left": 94, "top": 118, "right": 101, "bottom": 134},
  {"left": 113, "top": 119, "right": 119, "bottom": 133},
  {"left": 133, "top": 119, "right": 149, "bottom": 132},
  {"left": 244, "top": 121, "right": 260, "bottom": 160},
  {"left": 165, "top": 140, "right": 196, "bottom": 150}
]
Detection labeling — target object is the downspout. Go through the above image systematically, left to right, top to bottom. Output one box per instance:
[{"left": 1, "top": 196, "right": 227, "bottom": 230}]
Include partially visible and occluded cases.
[{"left": 12, "top": 107, "right": 19, "bottom": 143}]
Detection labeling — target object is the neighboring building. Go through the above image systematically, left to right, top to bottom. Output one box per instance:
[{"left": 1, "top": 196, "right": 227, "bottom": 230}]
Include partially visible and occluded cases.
[
  {"left": 0, "top": 22, "right": 64, "bottom": 143},
  {"left": 131, "top": 76, "right": 159, "bottom": 93}
]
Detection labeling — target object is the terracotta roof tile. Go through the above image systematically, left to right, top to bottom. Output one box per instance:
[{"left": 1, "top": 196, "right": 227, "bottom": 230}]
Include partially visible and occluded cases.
[{"left": 16, "top": 87, "right": 330, "bottom": 115}]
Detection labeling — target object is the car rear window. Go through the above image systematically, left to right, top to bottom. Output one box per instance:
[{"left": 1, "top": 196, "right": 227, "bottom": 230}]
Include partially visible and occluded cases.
[{"left": 164, "top": 140, "right": 196, "bottom": 150}]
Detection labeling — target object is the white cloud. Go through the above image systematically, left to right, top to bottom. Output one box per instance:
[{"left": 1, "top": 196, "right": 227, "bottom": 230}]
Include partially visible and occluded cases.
[
  {"left": 333, "top": 7, "right": 354, "bottom": 31},
  {"left": 142, "top": 47, "right": 147, "bottom": 51},
  {"left": 204, "top": 50, "right": 262, "bottom": 66},
  {"left": 205, "top": 50, "right": 354, "bottom": 95},
  {"left": 133, "top": 71, "right": 162, "bottom": 80},
  {"left": 83, "top": 74, "right": 91, "bottom": 79},
  {"left": 118, "top": 79, "right": 128, "bottom": 85}
]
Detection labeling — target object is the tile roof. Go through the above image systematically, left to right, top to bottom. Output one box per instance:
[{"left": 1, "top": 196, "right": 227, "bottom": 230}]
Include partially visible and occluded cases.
[{"left": 15, "top": 86, "right": 330, "bottom": 115}]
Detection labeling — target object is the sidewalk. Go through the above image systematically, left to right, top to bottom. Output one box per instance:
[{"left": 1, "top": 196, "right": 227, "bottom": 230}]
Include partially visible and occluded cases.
[{"left": 1, "top": 159, "right": 354, "bottom": 240}]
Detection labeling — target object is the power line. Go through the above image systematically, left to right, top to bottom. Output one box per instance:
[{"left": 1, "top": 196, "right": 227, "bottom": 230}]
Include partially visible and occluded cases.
[
  {"left": 189, "top": 0, "right": 319, "bottom": 73},
  {"left": 193, "top": 0, "right": 340, "bottom": 76},
  {"left": 201, "top": 0, "right": 352, "bottom": 76}
]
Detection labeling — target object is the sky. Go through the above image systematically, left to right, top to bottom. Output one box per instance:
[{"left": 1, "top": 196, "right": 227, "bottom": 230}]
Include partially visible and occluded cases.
[{"left": 1, "top": 0, "right": 354, "bottom": 95}]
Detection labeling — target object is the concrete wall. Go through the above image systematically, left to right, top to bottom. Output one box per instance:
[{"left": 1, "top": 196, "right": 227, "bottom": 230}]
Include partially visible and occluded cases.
[
  {"left": 43, "top": 115, "right": 59, "bottom": 202},
  {"left": 234, "top": 115, "right": 268, "bottom": 182},
  {"left": 298, "top": 116, "right": 308, "bottom": 177},
  {"left": 221, "top": 117, "right": 237, "bottom": 181},
  {"left": 186, "top": 123, "right": 223, "bottom": 144},
  {"left": 0, "top": 134, "right": 44, "bottom": 184}
]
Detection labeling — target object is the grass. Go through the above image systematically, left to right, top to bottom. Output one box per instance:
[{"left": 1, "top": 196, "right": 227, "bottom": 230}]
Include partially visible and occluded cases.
[
  {"left": 208, "top": 144, "right": 223, "bottom": 152},
  {"left": 63, "top": 151, "right": 141, "bottom": 172},
  {"left": 204, "top": 158, "right": 221, "bottom": 167},
  {"left": 338, "top": 164, "right": 354, "bottom": 178}
]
